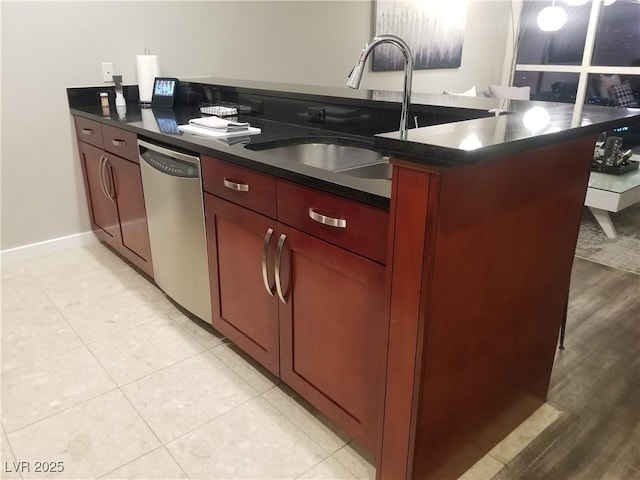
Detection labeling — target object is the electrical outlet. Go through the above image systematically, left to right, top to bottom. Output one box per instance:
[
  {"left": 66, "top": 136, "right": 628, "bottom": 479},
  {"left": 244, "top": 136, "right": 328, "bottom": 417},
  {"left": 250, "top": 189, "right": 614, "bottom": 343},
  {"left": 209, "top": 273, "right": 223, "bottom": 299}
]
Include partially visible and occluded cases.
[
  {"left": 101, "top": 62, "right": 114, "bottom": 83},
  {"left": 250, "top": 99, "right": 264, "bottom": 114},
  {"left": 308, "top": 106, "right": 325, "bottom": 123}
]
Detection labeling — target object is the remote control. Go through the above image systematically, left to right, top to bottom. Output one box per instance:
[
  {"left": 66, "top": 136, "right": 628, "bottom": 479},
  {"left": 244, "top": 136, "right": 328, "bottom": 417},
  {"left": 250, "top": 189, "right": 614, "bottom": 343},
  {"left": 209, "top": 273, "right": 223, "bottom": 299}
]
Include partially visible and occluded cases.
[{"left": 602, "top": 136, "right": 623, "bottom": 166}]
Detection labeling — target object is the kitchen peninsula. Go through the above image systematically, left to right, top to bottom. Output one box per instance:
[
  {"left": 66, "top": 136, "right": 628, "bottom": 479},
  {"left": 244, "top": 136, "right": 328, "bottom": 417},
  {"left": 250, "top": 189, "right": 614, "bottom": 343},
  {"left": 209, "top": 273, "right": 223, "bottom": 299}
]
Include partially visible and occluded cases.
[{"left": 68, "top": 78, "right": 640, "bottom": 480}]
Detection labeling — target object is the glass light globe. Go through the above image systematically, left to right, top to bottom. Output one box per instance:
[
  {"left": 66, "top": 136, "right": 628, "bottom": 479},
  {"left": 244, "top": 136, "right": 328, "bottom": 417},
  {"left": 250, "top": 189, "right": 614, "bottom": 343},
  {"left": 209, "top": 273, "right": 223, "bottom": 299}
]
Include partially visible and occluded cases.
[{"left": 537, "top": 6, "right": 567, "bottom": 31}]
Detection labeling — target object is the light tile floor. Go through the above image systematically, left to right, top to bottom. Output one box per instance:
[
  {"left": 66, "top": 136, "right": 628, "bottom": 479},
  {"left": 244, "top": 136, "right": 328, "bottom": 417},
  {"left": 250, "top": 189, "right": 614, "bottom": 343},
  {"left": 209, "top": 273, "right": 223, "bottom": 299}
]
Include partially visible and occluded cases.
[{"left": 1, "top": 243, "right": 561, "bottom": 480}]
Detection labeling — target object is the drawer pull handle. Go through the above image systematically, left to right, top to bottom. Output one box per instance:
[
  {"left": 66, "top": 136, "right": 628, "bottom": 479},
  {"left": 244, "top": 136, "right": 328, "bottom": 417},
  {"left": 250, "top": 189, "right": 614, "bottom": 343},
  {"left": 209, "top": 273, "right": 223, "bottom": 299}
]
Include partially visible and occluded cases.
[
  {"left": 81, "top": 128, "right": 94, "bottom": 135},
  {"left": 111, "top": 139, "right": 127, "bottom": 147},
  {"left": 223, "top": 178, "right": 249, "bottom": 192},
  {"left": 308, "top": 208, "right": 347, "bottom": 229},
  {"left": 261, "top": 228, "right": 275, "bottom": 297},
  {"left": 275, "top": 233, "right": 288, "bottom": 304}
]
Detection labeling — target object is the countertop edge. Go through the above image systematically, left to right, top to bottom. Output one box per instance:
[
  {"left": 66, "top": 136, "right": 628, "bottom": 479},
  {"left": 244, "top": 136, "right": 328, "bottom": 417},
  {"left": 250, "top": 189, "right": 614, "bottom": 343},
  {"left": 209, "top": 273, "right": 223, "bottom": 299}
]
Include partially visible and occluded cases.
[{"left": 69, "top": 107, "right": 393, "bottom": 210}]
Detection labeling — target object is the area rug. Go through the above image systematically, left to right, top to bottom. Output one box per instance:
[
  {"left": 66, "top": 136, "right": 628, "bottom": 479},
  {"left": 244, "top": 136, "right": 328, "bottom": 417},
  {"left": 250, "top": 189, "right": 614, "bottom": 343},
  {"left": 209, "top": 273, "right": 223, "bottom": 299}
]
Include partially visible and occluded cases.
[{"left": 575, "top": 203, "right": 640, "bottom": 275}]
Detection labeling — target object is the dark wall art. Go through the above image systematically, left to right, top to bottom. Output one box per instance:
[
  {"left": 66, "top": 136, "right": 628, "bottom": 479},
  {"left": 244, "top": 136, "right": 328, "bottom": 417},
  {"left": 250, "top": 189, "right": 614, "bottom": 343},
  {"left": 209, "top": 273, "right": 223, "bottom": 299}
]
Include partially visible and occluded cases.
[{"left": 373, "top": 0, "right": 467, "bottom": 71}]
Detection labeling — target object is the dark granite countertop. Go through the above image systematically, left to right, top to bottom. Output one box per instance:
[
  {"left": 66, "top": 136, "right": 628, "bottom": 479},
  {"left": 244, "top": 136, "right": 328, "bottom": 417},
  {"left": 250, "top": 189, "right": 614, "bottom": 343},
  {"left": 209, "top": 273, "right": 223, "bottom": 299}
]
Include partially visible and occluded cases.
[
  {"left": 68, "top": 78, "right": 640, "bottom": 209},
  {"left": 375, "top": 102, "right": 640, "bottom": 165},
  {"left": 70, "top": 103, "right": 393, "bottom": 208}
]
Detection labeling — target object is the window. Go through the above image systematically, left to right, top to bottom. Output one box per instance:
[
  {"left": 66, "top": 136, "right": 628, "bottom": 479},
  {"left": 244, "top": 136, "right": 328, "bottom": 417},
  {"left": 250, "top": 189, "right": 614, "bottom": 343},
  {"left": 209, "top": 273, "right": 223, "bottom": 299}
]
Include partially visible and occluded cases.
[
  {"left": 513, "top": 0, "right": 640, "bottom": 115},
  {"left": 592, "top": 0, "right": 640, "bottom": 67},
  {"left": 516, "top": 1, "right": 590, "bottom": 66},
  {"left": 514, "top": 71, "right": 580, "bottom": 103}
]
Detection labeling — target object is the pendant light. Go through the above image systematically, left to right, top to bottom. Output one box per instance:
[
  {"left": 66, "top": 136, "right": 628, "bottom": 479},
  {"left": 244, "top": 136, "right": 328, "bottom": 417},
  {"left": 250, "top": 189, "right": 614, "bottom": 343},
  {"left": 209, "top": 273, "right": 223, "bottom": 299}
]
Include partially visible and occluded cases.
[{"left": 537, "top": 1, "right": 567, "bottom": 31}]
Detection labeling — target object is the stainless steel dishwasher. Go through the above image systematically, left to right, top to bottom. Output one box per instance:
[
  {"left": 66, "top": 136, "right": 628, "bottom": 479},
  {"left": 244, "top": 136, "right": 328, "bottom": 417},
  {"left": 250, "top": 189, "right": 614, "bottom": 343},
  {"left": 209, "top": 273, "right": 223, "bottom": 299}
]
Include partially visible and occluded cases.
[{"left": 138, "top": 139, "right": 211, "bottom": 322}]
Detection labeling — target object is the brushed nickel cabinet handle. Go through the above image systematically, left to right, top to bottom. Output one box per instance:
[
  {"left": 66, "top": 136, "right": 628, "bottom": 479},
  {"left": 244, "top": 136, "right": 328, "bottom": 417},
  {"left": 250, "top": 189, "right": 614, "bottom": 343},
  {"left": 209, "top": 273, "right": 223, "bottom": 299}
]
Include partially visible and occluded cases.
[
  {"left": 81, "top": 128, "right": 94, "bottom": 135},
  {"left": 111, "top": 139, "right": 127, "bottom": 147},
  {"left": 98, "top": 156, "right": 110, "bottom": 199},
  {"left": 103, "top": 158, "right": 115, "bottom": 202},
  {"left": 223, "top": 178, "right": 250, "bottom": 192},
  {"left": 308, "top": 208, "right": 347, "bottom": 229},
  {"left": 261, "top": 228, "right": 275, "bottom": 297},
  {"left": 275, "top": 233, "right": 288, "bottom": 304}
]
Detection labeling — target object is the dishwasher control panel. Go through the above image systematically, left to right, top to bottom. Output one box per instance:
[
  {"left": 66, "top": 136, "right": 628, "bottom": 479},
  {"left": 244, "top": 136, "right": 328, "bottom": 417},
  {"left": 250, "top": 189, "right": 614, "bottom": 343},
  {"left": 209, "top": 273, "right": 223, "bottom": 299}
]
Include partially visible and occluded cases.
[{"left": 140, "top": 149, "right": 199, "bottom": 178}]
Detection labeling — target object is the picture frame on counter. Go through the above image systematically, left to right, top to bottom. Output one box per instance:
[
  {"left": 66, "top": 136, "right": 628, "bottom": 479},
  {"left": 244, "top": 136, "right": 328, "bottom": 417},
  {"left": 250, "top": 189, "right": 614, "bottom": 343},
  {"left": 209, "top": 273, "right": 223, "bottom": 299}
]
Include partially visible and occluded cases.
[{"left": 151, "top": 77, "right": 178, "bottom": 108}]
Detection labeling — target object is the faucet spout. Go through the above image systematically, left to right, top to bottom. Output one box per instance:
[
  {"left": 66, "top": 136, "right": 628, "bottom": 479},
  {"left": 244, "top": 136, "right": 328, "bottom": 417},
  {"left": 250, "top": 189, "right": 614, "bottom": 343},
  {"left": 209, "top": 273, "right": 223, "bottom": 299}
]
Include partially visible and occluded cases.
[{"left": 347, "top": 34, "right": 413, "bottom": 138}]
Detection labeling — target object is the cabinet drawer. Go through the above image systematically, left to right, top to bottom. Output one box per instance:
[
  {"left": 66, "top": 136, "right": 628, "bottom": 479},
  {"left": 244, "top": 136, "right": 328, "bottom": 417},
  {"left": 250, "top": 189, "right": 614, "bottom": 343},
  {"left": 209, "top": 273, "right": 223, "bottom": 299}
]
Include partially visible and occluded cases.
[
  {"left": 74, "top": 116, "right": 103, "bottom": 149},
  {"left": 102, "top": 124, "right": 139, "bottom": 163},
  {"left": 201, "top": 155, "right": 277, "bottom": 218},
  {"left": 277, "top": 180, "right": 389, "bottom": 264}
]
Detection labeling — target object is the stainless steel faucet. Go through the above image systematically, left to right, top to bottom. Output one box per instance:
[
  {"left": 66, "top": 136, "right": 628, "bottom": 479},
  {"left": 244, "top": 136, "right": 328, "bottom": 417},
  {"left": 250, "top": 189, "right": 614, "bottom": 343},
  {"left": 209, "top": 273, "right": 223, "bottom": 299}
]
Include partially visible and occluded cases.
[{"left": 347, "top": 34, "right": 414, "bottom": 138}]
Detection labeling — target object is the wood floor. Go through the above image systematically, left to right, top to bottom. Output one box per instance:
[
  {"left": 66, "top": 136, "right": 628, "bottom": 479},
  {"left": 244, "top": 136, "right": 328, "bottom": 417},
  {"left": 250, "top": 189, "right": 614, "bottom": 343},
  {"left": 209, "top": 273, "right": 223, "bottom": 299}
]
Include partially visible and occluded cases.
[{"left": 493, "top": 257, "right": 640, "bottom": 480}]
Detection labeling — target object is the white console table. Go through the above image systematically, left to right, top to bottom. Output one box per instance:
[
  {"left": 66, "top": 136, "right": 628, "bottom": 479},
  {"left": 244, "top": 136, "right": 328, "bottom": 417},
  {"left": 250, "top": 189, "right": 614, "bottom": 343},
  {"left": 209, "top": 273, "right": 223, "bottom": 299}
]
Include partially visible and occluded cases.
[{"left": 584, "top": 157, "right": 640, "bottom": 239}]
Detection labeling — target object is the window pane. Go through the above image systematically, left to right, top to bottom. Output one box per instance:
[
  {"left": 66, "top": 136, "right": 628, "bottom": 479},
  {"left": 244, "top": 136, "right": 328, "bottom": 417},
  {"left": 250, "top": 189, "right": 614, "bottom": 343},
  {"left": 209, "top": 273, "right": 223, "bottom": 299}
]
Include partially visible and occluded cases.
[
  {"left": 516, "top": 0, "right": 590, "bottom": 65},
  {"left": 592, "top": 0, "right": 640, "bottom": 67},
  {"left": 514, "top": 72, "right": 579, "bottom": 103},
  {"left": 586, "top": 74, "right": 640, "bottom": 107}
]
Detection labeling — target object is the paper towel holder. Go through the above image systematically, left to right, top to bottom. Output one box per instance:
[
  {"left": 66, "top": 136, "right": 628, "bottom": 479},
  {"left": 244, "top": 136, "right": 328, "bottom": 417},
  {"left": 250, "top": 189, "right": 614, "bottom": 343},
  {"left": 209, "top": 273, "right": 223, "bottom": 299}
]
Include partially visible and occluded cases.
[{"left": 137, "top": 47, "right": 160, "bottom": 106}]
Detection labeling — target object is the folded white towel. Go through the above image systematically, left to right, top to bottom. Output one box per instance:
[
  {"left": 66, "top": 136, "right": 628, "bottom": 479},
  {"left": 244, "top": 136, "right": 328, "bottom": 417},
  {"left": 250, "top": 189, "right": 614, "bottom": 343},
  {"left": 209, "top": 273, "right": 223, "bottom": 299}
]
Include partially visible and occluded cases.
[{"left": 188, "top": 116, "right": 250, "bottom": 132}]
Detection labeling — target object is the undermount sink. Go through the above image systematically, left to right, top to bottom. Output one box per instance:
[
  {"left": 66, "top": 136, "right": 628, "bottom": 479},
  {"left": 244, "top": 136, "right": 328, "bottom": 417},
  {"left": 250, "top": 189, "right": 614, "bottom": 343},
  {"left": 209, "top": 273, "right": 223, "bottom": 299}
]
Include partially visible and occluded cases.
[{"left": 246, "top": 136, "right": 390, "bottom": 179}]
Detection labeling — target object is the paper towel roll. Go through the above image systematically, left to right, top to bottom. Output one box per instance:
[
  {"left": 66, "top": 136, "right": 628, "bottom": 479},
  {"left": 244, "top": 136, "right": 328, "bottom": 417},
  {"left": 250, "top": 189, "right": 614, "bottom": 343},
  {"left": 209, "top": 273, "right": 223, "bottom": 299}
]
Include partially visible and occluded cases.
[{"left": 136, "top": 55, "right": 160, "bottom": 103}]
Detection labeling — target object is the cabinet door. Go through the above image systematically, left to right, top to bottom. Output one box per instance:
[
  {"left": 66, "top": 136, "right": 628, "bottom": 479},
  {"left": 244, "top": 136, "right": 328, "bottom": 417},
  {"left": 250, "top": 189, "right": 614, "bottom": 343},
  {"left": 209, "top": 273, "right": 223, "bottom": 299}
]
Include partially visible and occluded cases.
[
  {"left": 78, "top": 141, "right": 120, "bottom": 249},
  {"left": 107, "top": 154, "right": 153, "bottom": 277},
  {"left": 205, "top": 194, "right": 280, "bottom": 375},
  {"left": 277, "top": 223, "right": 386, "bottom": 453}
]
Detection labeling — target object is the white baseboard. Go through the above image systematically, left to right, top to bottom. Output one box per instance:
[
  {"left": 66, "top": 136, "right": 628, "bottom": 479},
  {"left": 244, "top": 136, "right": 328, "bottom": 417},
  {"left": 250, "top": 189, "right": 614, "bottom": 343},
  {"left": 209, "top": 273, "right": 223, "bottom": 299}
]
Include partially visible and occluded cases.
[{"left": 1, "top": 231, "right": 98, "bottom": 265}]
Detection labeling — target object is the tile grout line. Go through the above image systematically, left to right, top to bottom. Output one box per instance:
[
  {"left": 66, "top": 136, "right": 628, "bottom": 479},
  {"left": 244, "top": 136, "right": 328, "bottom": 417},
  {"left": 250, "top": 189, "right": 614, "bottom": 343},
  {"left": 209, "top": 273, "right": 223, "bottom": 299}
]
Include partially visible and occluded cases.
[
  {"left": 4, "top": 246, "right": 372, "bottom": 479},
  {"left": 4, "top": 247, "right": 258, "bottom": 473},
  {"left": 3, "top": 252, "right": 199, "bottom": 479},
  {"left": 2, "top": 259, "right": 169, "bottom": 376},
  {"left": 109, "top": 340, "right": 205, "bottom": 388},
  {"left": 98, "top": 345, "right": 264, "bottom": 477},
  {"left": 3, "top": 385, "right": 120, "bottom": 437},
  {"left": 154, "top": 385, "right": 342, "bottom": 478},
  {"left": 261, "top": 386, "right": 352, "bottom": 456},
  {"left": 1, "top": 420, "right": 25, "bottom": 480},
  {"left": 159, "top": 444, "right": 192, "bottom": 480},
  {"left": 94, "top": 445, "right": 189, "bottom": 480}
]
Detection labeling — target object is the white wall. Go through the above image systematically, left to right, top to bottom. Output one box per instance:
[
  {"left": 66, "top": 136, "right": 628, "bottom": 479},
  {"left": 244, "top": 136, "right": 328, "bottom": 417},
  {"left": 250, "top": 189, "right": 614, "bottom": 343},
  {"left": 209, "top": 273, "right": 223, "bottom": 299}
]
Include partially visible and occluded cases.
[
  {"left": 1, "top": 0, "right": 512, "bottom": 253},
  {"left": 355, "top": 0, "right": 513, "bottom": 94}
]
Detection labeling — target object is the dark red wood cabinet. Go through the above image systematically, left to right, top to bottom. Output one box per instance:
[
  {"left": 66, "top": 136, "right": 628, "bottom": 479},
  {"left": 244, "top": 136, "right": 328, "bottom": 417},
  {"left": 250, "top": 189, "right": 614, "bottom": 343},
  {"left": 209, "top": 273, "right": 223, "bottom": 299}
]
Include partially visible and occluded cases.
[
  {"left": 75, "top": 116, "right": 153, "bottom": 277},
  {"left": 378, "top": 137, "right": 597, "bottom": 480},
  {"left": 77, "top": 141, "right": 121, "bottom": 248},
  {"left": 202, "top": 154, "right": 388, "bottom": 453},
  {"left": 205, "top": 194, "right": 281, "bottom": 375},
  {"left": 277, "top": 222, "right": 386, "bottom": 453}
]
